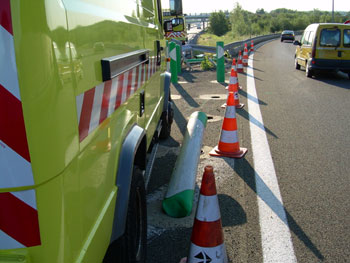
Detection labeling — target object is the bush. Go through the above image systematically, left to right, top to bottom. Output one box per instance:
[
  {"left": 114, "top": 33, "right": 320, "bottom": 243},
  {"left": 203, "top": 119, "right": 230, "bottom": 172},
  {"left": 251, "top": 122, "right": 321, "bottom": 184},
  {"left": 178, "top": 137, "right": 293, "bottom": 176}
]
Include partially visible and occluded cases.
[{"left": 201, "top": 56, "right": 214, "bottom": 70}]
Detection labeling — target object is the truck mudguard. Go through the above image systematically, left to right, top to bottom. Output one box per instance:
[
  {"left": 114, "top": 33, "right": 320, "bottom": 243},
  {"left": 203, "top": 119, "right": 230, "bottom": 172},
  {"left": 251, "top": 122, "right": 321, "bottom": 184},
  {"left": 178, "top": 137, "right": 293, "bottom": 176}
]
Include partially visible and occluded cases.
[
  {"left": 161, "top": 72, "right": 172, "bottom": 112},
  {"left": 110, "top": 125, "right": 146, "bottom": 242}
]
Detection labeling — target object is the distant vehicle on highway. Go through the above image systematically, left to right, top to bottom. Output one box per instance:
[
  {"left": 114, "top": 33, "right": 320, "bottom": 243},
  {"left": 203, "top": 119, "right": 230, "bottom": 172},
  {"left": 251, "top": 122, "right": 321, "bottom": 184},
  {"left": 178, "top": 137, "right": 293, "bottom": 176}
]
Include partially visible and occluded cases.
[
  {"left": 294, "top": 23, "right": 350, "bottom": 78},
  {"left": 281, "top": 30, "right": 295, "bottom": 42}
]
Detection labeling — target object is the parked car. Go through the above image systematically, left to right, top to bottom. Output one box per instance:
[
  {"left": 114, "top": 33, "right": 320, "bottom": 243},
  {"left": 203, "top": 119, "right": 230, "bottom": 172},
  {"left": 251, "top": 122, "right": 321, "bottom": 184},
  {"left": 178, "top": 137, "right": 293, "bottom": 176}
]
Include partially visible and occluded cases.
[
  {"left": 294, "top": 23, "right": 350, "bottom": 78},
  {"left": 281, "top": 30, "right": 295, "bottom": 42}
]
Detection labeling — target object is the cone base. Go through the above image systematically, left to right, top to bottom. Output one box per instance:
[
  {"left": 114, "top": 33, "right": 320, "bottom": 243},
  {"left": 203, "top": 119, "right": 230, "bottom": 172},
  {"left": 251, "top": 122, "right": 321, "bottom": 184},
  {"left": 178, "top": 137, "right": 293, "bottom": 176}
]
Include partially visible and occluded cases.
[
  {"left": 237, "top": 69, "right": 244, "bottom": 73},
  {"left": 235, "top": 103, "right": 244, "bottom": 109},
  {"left": 209, "top": 145, "right": 248, "bottom": 159}
]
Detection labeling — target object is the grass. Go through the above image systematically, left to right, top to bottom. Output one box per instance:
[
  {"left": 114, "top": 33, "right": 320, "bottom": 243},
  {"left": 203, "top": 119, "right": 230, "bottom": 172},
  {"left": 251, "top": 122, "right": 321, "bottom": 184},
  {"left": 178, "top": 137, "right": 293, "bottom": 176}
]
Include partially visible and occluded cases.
[{"left": 197, "top": 31, "right": 256, "bottom": 46}]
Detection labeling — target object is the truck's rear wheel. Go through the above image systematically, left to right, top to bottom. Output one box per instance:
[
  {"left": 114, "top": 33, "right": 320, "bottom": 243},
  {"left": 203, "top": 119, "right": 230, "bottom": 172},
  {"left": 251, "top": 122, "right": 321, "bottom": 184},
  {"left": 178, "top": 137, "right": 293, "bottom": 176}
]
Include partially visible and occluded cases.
[
  {"left": 104, "top": 166, "right": 147, "bottom": 263},
  {"left": 125, "top": 166, "right": 147, "bottom": 262}
]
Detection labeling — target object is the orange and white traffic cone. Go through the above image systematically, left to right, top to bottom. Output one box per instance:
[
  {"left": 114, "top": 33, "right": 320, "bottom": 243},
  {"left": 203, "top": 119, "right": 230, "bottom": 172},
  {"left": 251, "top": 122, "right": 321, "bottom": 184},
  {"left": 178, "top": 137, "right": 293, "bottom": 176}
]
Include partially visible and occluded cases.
[
  {"left": 250, "top": 40, "right": 254, "bottom": 52},
  {"left": 242, "top": 44, "right": 248, "bottom": 67},
  {"left": 237, "top": 50, "right": 244, "bottom": 73},
  {"left": 228, "top": 58, "right": 242, "bottom": 90},
  {"left": 223, "top": 61, "right": 244, "bottom": 109},
  {"left": 210, "top": 92, "right": 248, "bottom": 158},
  {"left": 187, "top": 166, "right": 228, "bottom": 263}
]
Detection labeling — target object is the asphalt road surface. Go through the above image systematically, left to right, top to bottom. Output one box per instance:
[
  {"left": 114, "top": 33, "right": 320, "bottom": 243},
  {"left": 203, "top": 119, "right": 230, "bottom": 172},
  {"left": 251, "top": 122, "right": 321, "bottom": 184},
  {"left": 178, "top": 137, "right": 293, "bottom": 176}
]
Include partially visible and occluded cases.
[{"left": 146, "top": 39, "right": 350, "bottom": 263}]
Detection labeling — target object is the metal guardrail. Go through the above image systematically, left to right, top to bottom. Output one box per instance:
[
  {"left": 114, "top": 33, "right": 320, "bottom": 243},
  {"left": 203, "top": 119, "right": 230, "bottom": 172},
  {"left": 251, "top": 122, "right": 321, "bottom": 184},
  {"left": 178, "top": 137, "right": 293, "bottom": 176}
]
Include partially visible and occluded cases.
[
  {"left": 182, "top": 31, "right": 303, "bottom": 57},
  {"left": 224, "top": 34, "right": 281, "bottom": 56}
]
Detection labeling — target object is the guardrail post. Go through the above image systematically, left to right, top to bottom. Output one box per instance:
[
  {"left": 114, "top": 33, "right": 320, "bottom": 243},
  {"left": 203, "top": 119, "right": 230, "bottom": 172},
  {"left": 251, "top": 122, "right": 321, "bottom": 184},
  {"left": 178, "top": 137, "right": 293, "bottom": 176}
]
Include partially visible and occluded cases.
[
  {"left": 216, "top": 41, "right": 225, "bottom": 83},
  {"left": 169, "top": 42, "right": 178, "bottom": 84},
  {"left": 176, "top": 44, "right": 181, "bottom": 74}
]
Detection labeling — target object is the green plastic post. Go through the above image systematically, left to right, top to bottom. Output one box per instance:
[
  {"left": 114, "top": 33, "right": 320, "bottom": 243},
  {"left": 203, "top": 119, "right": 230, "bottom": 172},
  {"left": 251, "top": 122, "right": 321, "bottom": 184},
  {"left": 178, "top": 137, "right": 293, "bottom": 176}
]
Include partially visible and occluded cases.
[
  {"left": 216, "top": 41, "right": 225, "bottom": 83},
  {"left": 169, "top": 42, "right": 178, "bottom": 84},
  {"left": 176, "top": 44, "right": 181, "bottom": 74}
]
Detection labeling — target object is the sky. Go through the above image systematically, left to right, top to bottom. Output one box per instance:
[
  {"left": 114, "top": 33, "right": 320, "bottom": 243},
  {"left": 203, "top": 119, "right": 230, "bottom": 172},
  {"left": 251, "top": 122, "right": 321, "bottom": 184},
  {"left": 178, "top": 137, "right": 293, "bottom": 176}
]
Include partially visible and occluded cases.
[{"left": 177, "top": 0, "right": 349, "bottom": 14}]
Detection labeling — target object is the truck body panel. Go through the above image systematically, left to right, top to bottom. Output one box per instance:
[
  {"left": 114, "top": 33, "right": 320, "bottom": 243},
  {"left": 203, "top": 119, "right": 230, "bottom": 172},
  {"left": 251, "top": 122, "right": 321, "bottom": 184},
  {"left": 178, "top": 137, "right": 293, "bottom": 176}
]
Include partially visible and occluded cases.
[{"left": 0, "top": 0, "right": 168, "bottom": 262}]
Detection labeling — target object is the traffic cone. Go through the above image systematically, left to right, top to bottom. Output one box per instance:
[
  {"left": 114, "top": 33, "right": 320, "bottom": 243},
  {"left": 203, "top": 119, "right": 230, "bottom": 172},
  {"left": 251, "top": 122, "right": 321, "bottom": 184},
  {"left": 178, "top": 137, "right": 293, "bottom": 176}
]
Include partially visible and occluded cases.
[
  {"left": 250, "top": 40, "right": 254, "bottom": 52},
  {"left": 242, "top": 44, "right": 248, "bottom": 67},
  {"left": 237, "top": 50, "right": 244, "bottom": 73},
  {"left": 227, "top": 58, "right": 242, "bottom": 90},
  {"left": 223, "top": 63, "right": 244, "bottom": 109},
  {"left": 210, "top": 92, "right": 248, "bottom": 158},
  {"left": 187, "top": 166, "right": 228, "bottom": 263}
]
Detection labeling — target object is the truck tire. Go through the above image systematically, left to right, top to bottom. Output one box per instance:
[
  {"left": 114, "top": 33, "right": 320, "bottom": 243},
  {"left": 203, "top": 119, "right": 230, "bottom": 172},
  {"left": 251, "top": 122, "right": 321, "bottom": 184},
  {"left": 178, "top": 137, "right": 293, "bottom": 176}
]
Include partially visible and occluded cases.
[
  {"left": 159, "top": 100, "right": 174, "bottom": 139},
  {"left": 104, "top": 166, "right": 147, "bottom": 263}
]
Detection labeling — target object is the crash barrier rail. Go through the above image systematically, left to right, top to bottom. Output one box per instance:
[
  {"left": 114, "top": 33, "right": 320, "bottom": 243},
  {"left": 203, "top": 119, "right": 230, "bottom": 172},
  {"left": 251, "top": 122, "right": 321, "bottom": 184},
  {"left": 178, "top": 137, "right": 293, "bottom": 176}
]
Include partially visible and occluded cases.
[
  {"left": 184, "top": 31, "right": 303, "bottom": 57},
  {"left": 169, "top": 32, "right": 302, "bottom": 83}
]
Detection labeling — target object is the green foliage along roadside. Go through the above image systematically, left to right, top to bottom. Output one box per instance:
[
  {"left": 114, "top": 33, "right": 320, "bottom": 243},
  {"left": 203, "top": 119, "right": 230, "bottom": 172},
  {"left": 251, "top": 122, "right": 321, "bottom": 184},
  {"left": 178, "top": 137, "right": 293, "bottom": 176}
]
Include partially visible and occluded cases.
[
  {"left": 207, "top": 3, "right": 350, "bottom": 38},
  {"left": 201, "top": 56, "right": 214, "bottom": 70}
]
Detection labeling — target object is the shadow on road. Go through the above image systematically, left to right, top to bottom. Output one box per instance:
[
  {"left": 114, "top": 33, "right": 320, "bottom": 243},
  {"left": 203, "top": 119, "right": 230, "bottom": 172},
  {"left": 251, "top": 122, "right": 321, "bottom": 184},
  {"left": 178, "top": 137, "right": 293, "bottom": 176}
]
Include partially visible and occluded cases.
[
  {"left": 241, "top": 71, "right": 263, "bottom": 81},
  {"left": 313, "top": 71, "right": 350, "bottom": 89},
  {"left": 180, "top": 72, "right": 197, "bottom": 83},
  {"left": 172, "top": 83, "right": 200, "bottom": 108},
  {"left": 239, "top": 89, "right": 267, "bottom": 106},
  {"left": 172, "top": 101, "right": 188, "bottom": 137},
  {"left": 236, "top": 108, "right": 278, "bottom": 139},
  {"left": 225, "top": 158, "right": 325, "bottom": 261},
  {"left": 218, "top": 194, "right": 247, "bottom": 227}
]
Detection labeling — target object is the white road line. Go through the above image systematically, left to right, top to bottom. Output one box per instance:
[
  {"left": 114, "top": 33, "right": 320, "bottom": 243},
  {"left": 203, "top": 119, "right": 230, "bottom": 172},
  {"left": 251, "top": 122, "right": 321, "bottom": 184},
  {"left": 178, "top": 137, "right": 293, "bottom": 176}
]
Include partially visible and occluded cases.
[{"left": 247, "top": 53, "right": 297, "bottom": 263}]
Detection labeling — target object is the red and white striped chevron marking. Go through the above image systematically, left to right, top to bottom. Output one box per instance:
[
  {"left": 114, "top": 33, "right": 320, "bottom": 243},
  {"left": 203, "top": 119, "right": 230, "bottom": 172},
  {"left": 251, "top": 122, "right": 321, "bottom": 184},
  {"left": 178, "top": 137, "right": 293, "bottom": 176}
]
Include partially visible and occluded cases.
[
  {"left": 0, "top": 0, "right": 41, "bottom": 249},
  {"left": 165, "top": 31, "right": 185, "bottom": 39},
  {"left": 76, "top": 57, "right": 158, "bottom": 142}
]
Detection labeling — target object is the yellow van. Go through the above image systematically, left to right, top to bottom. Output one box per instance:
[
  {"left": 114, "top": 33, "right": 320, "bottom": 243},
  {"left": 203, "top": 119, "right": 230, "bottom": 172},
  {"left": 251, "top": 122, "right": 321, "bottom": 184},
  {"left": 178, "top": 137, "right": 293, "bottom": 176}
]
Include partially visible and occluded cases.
[{"left": 294, "top": 23, "right": 350, "bottom": 78}]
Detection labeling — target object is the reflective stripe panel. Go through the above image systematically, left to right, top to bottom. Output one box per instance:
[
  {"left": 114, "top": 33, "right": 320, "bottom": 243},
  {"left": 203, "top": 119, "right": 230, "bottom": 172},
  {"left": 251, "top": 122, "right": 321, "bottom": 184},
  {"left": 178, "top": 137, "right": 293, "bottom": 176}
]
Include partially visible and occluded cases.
[
  {"left": 0, "top": 1, "right": 41, "bottom": 249},
  {"left": 0, "top": 26, "right": 20, "bottom": 100},
  {"left": 76, "top": 57, "right": 158, "bottom": 141},
  {"left": 229, "top": 76, "right": 237, "bottom": 85},
  {"left": 99, "top": 80, "right": 112, "bottom": 124},
  {"left": 89, "top": 82, "right": 104, "bottom": 133},
  {"left": 0, "top": 84, "right": 31, "bottom": 163},
  {"left": 225, "top": 106, "right": 236, "bottom": 119},
  {"left": 219, "top": 130, "right": 238, "bottom": 144},
  {"left": 0, "top": 140, "right": 33, "bottom": 188},
  {"left": 0, "top": 191, "right": 41, "bottom": 248},
  {"left": 196, "top": 195, "right": 221, "bottom": 222},
  {"left": 0, "top": 230, "right": 25, "bottom": 249}
]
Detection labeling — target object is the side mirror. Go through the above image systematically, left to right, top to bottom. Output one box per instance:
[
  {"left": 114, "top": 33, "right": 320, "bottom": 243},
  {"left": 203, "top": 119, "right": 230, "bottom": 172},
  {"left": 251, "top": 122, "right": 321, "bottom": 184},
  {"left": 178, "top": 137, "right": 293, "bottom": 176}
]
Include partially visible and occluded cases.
[{"left": 293, "top": 40, "right": 301, "bottom": 46}]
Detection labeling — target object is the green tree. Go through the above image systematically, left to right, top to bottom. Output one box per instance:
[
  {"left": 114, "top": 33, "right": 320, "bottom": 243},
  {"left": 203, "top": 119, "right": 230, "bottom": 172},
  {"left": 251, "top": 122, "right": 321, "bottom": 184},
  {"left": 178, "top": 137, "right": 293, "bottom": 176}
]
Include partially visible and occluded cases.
[
  {"left": 230, "top": 3, "right": 251, "bottom": 36},
  {"left": 209, "top": 11, "right": 230, "bottom": 36}
]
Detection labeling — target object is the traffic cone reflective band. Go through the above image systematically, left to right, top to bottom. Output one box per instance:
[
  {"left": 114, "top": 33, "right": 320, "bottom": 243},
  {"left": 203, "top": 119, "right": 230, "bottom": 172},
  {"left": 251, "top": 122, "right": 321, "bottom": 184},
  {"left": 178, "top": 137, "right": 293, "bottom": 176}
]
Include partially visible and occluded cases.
[
  {"left": 250, "top": 40, "right": 254, "bottom": 52},
  {"left": 242, "top": 44, "right": 248, "bottom": 67},
  {"left": 237, "top": 50, "right": 244, "bottom": 73},
  {"left": 227, "top": 63, "right": 244, "bottom": 109},
  {"left": 210, "top": 93, "right": 248, "bottom": 158},
  {"left": 187, "top": 166, "right": 228, "bottom": 263}
]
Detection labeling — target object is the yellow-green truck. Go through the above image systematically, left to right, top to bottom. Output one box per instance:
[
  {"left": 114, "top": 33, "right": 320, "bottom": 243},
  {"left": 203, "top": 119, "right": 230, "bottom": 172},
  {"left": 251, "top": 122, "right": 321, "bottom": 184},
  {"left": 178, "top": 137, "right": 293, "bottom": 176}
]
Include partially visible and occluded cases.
[{"left": 0, "top": 0, "right": 173, "bottom": 262}]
